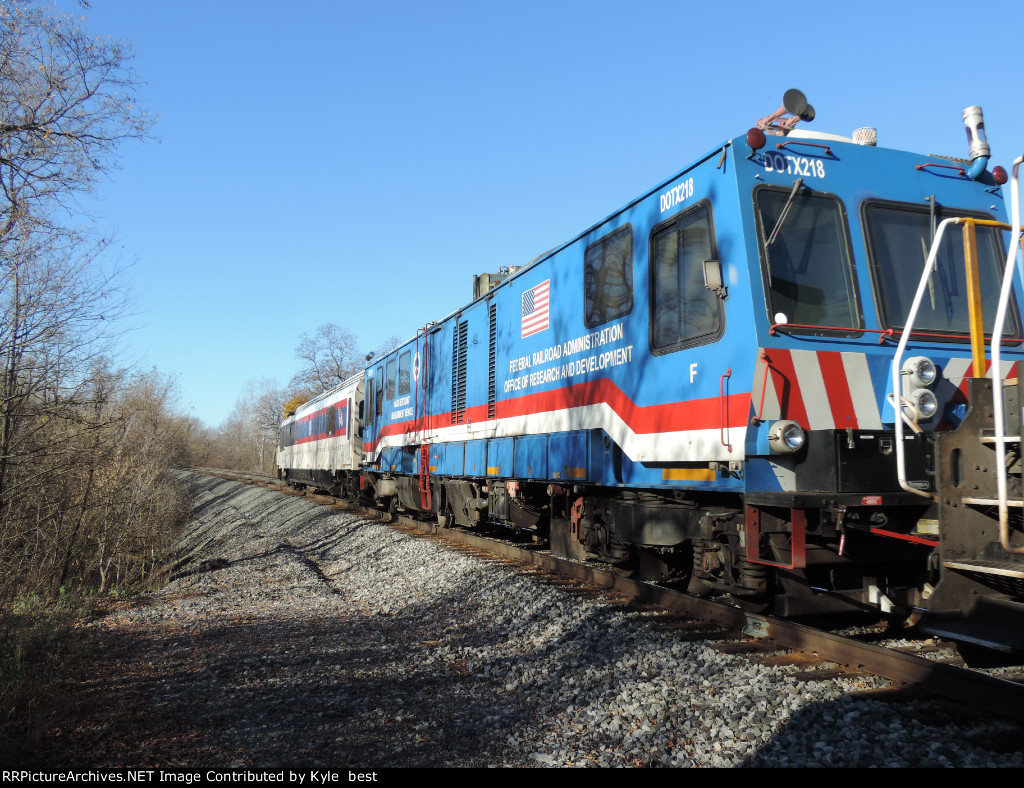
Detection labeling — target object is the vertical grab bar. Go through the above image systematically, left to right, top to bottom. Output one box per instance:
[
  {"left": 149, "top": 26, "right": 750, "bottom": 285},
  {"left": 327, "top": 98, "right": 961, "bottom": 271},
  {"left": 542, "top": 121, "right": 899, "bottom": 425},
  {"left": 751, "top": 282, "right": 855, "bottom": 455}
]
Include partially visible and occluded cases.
[
  {"left": 989, "top": 155, "right": 1024, "bottom": 554},
  {"left": 891, "top": 218, "right": 961, "bottom": 500},
  {"left": 720, "top": 369, "right": 732, "bottom": 453}
]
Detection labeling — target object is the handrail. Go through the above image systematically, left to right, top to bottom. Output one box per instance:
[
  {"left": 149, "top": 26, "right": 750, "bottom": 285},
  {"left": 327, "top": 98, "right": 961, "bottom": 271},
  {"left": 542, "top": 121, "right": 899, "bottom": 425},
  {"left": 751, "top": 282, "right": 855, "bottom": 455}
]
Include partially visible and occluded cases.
[
  {"left": 776, "top": 140, "right": 832, "bottom": 156},
  {"left": 989, "top": 155, "right": 1024, "bottom": 555},
  {"left": 915, "top": 162, "right": 967, "bottom": 176},
  {"left": 889, "top": 168, "right": 1024, "bottom": 544},
  {"left": 891, "top": 216, "right": 962, "bottom": 500},
  {"left": 769, "top": 321, "right": 1024, "bottom": 345},
  {"left": 720, "top": 369, "right": 732, "bottom": 452}
]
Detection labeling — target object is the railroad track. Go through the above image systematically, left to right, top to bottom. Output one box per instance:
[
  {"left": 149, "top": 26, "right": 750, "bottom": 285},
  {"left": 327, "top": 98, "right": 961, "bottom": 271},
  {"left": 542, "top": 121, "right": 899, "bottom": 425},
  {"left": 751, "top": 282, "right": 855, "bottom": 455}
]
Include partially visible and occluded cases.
[{"left": 192, "top": 467, "right": 1024, "bottom": 724}]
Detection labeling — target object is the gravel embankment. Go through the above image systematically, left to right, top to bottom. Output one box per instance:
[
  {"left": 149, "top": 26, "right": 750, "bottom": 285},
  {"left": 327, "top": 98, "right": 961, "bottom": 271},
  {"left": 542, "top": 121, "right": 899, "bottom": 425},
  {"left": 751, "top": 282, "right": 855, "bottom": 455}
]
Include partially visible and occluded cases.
[{"left": 55, "top": 471, "right": 1024, "bottom": 767}]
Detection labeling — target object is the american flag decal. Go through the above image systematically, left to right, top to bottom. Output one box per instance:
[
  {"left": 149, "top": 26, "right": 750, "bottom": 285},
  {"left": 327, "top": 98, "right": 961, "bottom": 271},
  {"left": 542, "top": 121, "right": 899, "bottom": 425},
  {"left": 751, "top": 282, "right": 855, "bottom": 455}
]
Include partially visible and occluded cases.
[{"left": 521, "top": 279, "right": 550, "bottom": 338}]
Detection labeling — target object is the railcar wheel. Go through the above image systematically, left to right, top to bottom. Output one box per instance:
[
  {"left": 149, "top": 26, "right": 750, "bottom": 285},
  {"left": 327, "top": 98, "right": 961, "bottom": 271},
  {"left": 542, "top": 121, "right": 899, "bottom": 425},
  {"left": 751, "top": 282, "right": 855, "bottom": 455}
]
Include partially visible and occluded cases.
[
  {"left": 437, "top": 500, "right": 453, "bottom": 528},
  {"left": 685, "top": 545, "right": 713, "bottom": 596},
  {"left": 610, "top": 547, "right": 640, "bottom": 579},
  {"left": 634, "top": 547, "right": 675, "bottom": 582}
]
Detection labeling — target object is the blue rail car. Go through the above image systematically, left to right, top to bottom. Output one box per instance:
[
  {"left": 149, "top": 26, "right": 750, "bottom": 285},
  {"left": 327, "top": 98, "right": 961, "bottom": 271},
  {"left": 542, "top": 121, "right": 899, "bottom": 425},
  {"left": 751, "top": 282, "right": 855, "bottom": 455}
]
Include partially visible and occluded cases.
[{"left": 287, "top": 91, "right": 1024, "bottom": 647}]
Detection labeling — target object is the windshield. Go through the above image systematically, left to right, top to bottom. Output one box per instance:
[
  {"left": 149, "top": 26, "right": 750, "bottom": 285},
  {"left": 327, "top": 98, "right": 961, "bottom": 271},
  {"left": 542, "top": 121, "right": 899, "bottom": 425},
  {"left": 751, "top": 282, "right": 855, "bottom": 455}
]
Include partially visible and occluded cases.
[
  {"left": 755, "top": 187, "right": 860, "bottom": 334},
  {"left": 863, "top": 203, "right": 1019, "bottom": 338}
]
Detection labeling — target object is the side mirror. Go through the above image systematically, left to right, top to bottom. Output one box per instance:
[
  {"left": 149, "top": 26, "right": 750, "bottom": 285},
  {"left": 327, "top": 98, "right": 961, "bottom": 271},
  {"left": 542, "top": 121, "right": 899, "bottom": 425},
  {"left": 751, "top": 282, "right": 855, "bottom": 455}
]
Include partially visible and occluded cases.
[{"left": 703, "top": 259, "right": 727, "bottom": 299}]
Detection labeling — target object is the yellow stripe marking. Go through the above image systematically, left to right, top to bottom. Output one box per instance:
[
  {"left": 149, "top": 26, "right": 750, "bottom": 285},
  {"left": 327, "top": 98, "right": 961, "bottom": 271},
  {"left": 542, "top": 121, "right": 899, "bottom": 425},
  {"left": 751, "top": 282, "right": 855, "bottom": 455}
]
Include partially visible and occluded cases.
[{"left": 662, "top": 468, "right": 717, "bottom": 482}]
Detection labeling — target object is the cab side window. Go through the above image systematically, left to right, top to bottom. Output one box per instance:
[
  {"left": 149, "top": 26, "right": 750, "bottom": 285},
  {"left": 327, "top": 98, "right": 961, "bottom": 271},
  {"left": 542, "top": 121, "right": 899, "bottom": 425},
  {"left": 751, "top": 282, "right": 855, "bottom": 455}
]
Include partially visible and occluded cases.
[
  {"left": 650, "top": 204, "right": 722, "bottom": 352},
  {"left": 585, "top": 225, "right": 633, "bottom": 328},
  {"left": 398, "top": 351, "right": 411, "bottom": 397},
  {"left": 386, "top": 358, "right": 396, "bottom": 401},
  {"left": 375, "top": 366, "right": 384, "bottom": 420}
]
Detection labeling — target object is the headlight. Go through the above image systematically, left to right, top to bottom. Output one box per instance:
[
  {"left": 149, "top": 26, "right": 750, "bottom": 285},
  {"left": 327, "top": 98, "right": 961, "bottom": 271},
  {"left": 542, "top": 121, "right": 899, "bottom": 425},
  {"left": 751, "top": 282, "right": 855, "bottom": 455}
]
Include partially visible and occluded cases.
[
  {"left": 902, "top": 356, "right": 937, "bottom": 388},
  {"left": 910, "top": 388, "right": 939, "bottom": 420},
  {"left": 768, "top": 420, "right": 806, "bottom": 454}
]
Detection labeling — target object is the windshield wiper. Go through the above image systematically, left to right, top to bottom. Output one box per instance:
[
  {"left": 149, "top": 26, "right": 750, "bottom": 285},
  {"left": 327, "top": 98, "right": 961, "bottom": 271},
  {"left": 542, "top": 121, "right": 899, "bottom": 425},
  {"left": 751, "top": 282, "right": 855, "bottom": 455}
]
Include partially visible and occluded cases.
[{"left": 766, "top": 177, "right": 804, "bottom": 246}]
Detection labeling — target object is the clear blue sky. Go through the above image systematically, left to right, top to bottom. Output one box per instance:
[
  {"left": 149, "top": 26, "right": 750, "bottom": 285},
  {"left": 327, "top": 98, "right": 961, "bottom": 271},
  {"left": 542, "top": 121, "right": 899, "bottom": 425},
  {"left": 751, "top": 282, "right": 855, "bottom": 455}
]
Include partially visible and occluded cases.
[{"left": 52, "top": 0, "right": 1024, "bottom": 427}]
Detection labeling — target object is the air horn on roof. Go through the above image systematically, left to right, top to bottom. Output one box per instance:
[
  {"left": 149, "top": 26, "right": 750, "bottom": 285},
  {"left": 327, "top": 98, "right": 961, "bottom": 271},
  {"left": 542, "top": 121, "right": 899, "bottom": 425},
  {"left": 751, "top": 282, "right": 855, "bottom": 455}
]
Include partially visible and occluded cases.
[{"left": 756, "top": 89, "right": 815, "bottom": 136}]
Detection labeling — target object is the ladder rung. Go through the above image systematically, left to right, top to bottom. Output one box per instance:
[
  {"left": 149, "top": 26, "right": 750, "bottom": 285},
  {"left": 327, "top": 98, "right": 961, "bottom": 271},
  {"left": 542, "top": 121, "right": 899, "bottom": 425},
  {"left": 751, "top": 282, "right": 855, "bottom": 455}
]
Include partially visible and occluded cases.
[
  {"left": 980, "top": 435, "right": 1022, "bottom": 444},
  {"left": 962, "top": 497, "right": 1024, "bottom": 507},
  {"left": 944, "top": 559, "right": 1024, "bottom": 579}
]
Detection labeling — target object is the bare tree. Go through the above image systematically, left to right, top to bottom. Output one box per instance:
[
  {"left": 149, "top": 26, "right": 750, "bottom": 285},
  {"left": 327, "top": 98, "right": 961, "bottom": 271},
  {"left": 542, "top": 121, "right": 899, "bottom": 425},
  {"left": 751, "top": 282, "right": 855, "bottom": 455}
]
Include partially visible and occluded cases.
[
  {"left": 0, "top": 0, "right": 153, "bottom": 233},
  {"left": 0, "top": 1, "right": 151, "bottom": 503},
  {"left": 0, "top": 2, "right": 157, "bottom": 601},
  {"left": 0, "top": 231, "right": 128, "bottom": 508},
  {"left": 289, "top": 323, "right": 364, "bottom": 395},
  {"left": 290, "top": 323, "right": 403, "bottom": 397},
  {"left": 372, "top": 333, "right": 403, "bottom": 361},
  {"left": 0, "top": 361, "right": 195, "bottom": 599},
  {"left": 239, "top": 378, "right": 285, "bottom": 473},
  {"left": 204, "top": 379, "right": 286, "bottom": 475},
  {"left": 207, "top": 411, "right": 248, "bottom": 472}
]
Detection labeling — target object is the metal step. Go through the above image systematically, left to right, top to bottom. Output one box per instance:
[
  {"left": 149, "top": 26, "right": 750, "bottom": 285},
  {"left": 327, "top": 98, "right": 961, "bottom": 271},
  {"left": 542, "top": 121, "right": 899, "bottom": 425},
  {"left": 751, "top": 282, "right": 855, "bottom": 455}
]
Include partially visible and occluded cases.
[
  {"left": 962, "top": 497, "right": 1024, "bottom": 507},
  {"left": 944, "top": 558, "right": 1024, "bottom": 579},
  {"left": 922, "top": 597, "right": 1024, "bottom": 653},
  {"left": 920, "top": 619, "right": 1024, "bottom": 653}
]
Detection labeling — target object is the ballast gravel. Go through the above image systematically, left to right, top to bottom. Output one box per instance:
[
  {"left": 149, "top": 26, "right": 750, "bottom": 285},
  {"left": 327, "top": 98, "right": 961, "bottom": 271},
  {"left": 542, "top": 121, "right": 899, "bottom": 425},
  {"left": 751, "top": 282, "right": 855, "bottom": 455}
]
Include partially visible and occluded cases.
[{"left": 57, "top": 472, "right": 1024, "bottom": 768}]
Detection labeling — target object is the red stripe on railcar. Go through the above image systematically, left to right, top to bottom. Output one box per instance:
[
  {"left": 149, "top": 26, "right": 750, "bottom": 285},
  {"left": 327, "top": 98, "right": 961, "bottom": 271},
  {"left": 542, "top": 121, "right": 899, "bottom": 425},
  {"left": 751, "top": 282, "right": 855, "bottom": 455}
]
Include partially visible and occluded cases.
[{"left": 817, "top": 351, "right": 859, "bottom": 429}]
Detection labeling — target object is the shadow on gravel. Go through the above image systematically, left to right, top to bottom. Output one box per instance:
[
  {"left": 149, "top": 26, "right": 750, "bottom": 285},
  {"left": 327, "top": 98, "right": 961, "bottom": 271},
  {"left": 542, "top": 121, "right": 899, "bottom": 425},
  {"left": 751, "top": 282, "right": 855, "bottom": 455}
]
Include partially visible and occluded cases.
[
  {"left": 71, "top": 475, "right": 1023, "bottom": 768},
  {"left": 185, "top": 483, "right": 243, "bottom": 518},
  {"left": 51, "top": 599, "right": 1024, "bottom": 770},
  {"left": 53, "top": 612, "right": 537, "bottom": 768},
  {"left": 746, "top": 694, "right": 1024, "bottom": 768}
]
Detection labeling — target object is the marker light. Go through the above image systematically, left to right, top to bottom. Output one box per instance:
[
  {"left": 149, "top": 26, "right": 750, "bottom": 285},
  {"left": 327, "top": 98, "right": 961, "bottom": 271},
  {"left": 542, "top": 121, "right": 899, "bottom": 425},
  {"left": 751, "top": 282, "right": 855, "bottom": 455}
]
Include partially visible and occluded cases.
[
  {"left": 747, "top": 127, "right": 767, "bottom": 151},
  {"left": 853, "top": 127, "right": 877, "bottom": 146},
  {"left": 994, "top": 165, "right": 1008, "bottom": 185},
  {"left": 902, "top": 356, "right": 937, "bottom": 388},
  {"left": 910, "top": 388, "right": 939, "bottom": 421},
  {"left": 768, "top": 420, "right": 806, "bottom": 454}
]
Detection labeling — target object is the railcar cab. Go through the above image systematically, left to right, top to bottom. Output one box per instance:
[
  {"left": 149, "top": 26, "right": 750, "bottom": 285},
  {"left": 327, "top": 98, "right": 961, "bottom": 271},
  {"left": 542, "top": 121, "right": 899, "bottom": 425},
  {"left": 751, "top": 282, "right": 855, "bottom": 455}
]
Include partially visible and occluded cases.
[
  {"left": 351, "top": 91, "right": 1024, "bottom": 650},
  {"left": 723, "top": 93, "right": 1024, "bottom": 636},
  {"left": 361, "top": 331, "right": 435, "bottom": 516}
]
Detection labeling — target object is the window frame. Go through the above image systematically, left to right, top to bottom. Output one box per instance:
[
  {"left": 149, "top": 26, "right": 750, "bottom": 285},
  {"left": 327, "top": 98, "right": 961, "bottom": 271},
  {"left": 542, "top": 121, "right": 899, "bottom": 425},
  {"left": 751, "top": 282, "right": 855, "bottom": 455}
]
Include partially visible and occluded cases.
[
  {"left": 752, "top": 183, "right": 863, "bottom": 338},
  {"left": 860, "top": 198, "right": 1022, "bottom": 342},
  {"left": 647, "top": 199, "right": 725, "bottom": 356},
  {"left": 398, "top": 350, "right": 411, "bottom": 397},
  {"left": 386, "top": 357, "right": 397, "bottom": 401},
  {"left": 374, "top": 365, "right": 384, "bottom": 423}
]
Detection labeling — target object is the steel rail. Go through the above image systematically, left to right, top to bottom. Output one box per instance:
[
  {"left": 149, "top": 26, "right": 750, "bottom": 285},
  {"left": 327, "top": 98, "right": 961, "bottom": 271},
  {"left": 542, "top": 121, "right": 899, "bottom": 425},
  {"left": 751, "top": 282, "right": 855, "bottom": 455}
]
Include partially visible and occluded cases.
[{"left": 390, "top": 511, "right": 1024, "bottom": 723}]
